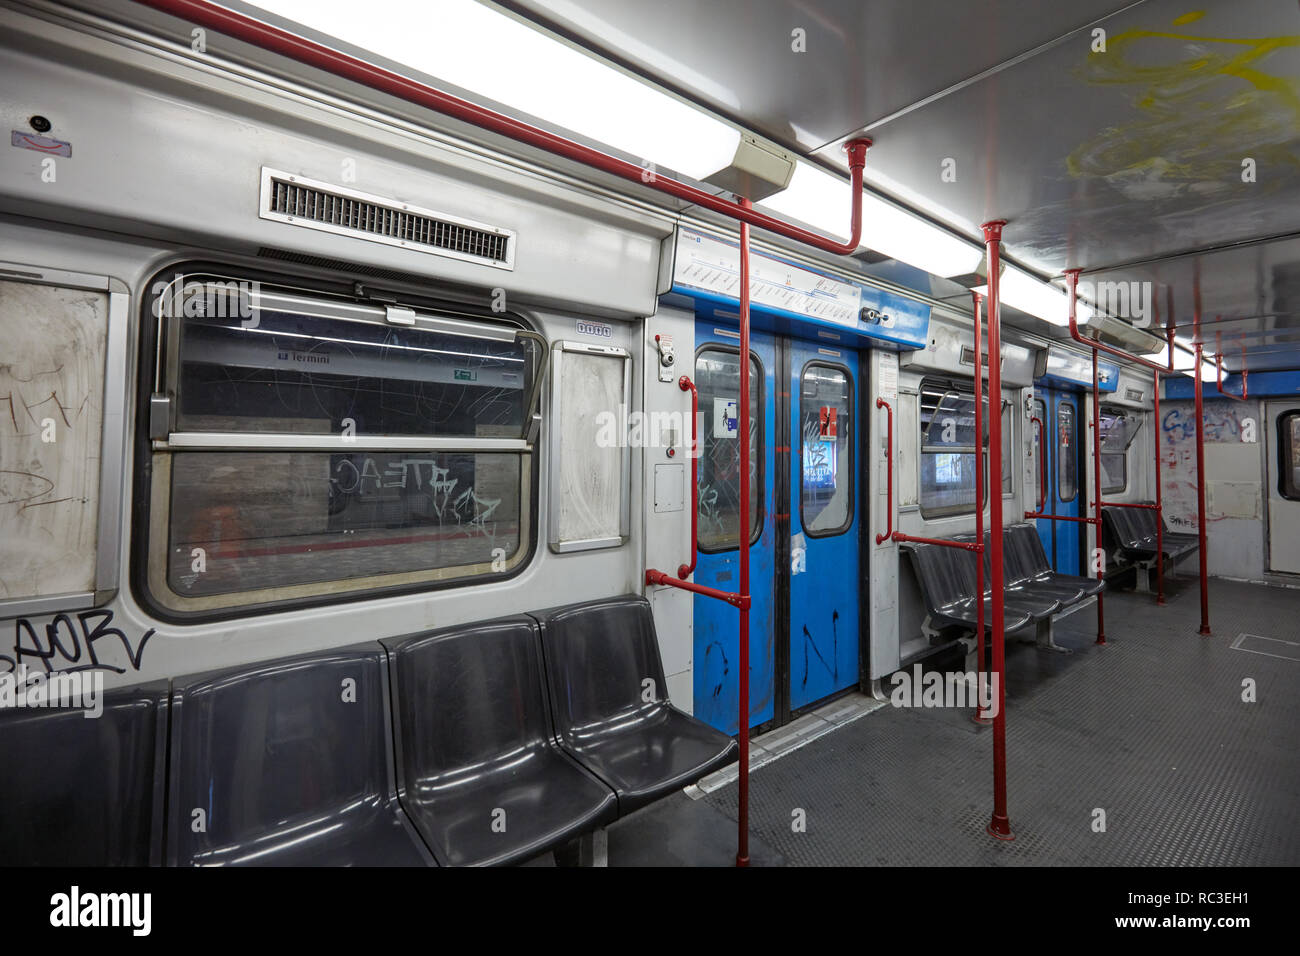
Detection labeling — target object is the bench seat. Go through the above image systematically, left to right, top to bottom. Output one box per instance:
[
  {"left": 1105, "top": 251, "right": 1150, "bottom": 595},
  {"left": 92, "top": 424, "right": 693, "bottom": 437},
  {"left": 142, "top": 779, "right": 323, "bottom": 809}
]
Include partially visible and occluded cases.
[{"left": 532, "top": 595, "right": 738, "bottom": 816}]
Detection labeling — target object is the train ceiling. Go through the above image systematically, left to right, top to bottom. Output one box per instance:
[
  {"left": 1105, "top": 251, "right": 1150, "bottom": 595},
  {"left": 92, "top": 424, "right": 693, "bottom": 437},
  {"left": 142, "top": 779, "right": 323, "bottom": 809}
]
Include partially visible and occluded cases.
[{"left": 502, "top": 0, "right": 1300, "bottom": 375}]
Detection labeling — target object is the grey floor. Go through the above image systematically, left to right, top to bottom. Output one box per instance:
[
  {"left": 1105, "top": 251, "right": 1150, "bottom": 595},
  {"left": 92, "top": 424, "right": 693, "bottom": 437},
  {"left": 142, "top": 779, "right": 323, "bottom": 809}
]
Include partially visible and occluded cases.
[{"left": 608, "top": 575, "right": 1300, "bottom": 866}]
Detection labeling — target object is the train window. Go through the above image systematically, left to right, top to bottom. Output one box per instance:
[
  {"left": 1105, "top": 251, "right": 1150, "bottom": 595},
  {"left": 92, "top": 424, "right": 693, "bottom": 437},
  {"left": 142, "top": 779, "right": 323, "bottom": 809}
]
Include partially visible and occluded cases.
[
  {"left": 143, "top": 271, "right": 545, "bottom": 615},
  {"left": 549, "top": 341, "right": 630, "bottom": 552},
  {"left": 696, "top": 347, "right": 762, "bottom": 551},
  {"left": 799, "top": 363, "right": 853, "bottom": 536},
  {"left": 919, "top": 380, "right": 985, "bottom": 518},
  {"left": 1032, "top": 398, "right": 1047, "bottom": 510},
  {"left": 1058, "top": 401, "right": 1077, "bottom": 502},
  {"left": 1099, "top": 407, "right": 1142, "bottom": 494},
  {"left": 1280, "top": 411, "right": 1300, "bottom": 500}
]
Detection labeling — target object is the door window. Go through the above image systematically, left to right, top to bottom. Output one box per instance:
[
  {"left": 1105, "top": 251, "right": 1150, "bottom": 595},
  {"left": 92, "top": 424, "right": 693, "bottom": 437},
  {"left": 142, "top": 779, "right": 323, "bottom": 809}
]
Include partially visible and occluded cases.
[
  {"left": 695, "top": 348, "right": 763, "bottom": 551},
  {"left": 799, "top": 364, "right": 853, "bottom": 536},
  {"left": 1058, "top": 401, "right": 1077, "bottom": 503}
]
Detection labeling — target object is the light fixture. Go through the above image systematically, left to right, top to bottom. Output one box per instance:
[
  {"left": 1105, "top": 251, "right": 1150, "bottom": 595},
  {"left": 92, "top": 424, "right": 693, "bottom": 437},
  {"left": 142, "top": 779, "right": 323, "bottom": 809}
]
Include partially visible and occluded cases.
[
  {"left": 246, "top": 0, "right": 742, "bottom": 181},
  {"left": 760, "top": 164, "right": 983, "bottom": 278},
  {"left": 971, "top": 269, "right": 1090, "bottom": 327},
  {"left": 1170, "top": 345, "right": 1216, "bottom": 381}
]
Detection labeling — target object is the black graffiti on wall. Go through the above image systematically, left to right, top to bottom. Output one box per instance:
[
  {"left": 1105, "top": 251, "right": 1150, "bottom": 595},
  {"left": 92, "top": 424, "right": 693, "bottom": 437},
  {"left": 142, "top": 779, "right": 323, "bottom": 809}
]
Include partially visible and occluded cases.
[{"left": 1, "top": 609, "right": 155, "bottom": 675}]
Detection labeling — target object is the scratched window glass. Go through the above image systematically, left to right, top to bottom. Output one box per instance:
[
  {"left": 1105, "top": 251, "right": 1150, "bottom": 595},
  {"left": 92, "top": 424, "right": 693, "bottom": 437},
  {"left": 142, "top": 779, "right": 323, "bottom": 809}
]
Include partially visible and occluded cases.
[
  {"left": 176, "top": 303, "right": 534, "bottom": 438},
  {"left": 695, "top": 349, "right": 761, "bottom": 551},
  {"left": 799, "top": 364, "right": 852, "bottom": 536},
  {"left": 918, "top": 381, "right": 987, "bottom": 518},
  {"left": 1058, "top": 402, "right": 1078, "bottom": 503},
  {"left": 1099, "top": 408, "right": 1140, "bottom": 494},
  {"left": 167, "top": 452, "right": 522, "bottom": 595}
]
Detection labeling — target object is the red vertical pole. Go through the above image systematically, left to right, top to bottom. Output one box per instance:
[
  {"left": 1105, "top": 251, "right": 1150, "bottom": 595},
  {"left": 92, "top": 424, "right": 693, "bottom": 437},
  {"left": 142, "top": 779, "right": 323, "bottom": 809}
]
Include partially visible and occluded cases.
[
  {"left": 736, "top": 197, "right": 752, "bottom": 866},
  {"left": 981, "top": 221, "right": 1013, "bottom": 841},
  {"left": 1066, "top": 270, "right": 1105, "bottom": 643},
  {"left": 972, "top": 291, "right": 989, "bottom": 725},
  {"left": 1193, "top": 343, "right": 1211, "bottom": 636},
  {"left": 1091, "top": 344, "right": 1106, "bottom": 643},
  {"left": 1153, "top": 368, "right": 1165, "bottom": 605}
]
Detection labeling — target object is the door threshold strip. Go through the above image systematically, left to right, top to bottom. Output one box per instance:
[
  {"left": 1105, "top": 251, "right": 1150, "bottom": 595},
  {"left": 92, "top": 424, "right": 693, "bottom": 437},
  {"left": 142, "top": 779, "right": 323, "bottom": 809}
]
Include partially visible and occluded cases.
[{"left": 685, "top": 692, "right": 887, "bottom": 798}]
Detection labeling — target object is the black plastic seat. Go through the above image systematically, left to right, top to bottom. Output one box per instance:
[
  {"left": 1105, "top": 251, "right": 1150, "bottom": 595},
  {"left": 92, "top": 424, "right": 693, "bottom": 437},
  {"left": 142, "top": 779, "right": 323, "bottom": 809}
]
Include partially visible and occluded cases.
[
  {"left": 1103, "top": 504, "right": 1198, "bottom": 567},
  {"left": 1008, "top": 523, "right": 1104, "bottom": 600},
  {"left": 954, "top": 532, "right": 1061, "bottom": 621},
  {"left": 901, "top": 540, "right": 1035, "bottom": 633},
  {"left": 531, "top": 595, "right": 739, "bottom": 816},
  {"left": 382, "top": 617, "right": 617, "bottom": 866},
  {"left": 167, "top": 644, "right": 433, "bottom": 866},
  {"left": 0, "top": 679, "right": 167, "bottom": 865}
]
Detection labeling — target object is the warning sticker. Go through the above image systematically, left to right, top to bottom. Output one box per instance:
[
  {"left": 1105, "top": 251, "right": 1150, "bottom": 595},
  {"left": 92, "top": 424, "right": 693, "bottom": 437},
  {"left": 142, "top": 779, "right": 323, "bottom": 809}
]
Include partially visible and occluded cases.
[
  {"left": 11, "top": 131, "right": 71, "bottom": 157},
  {"left": 714, "top": 397, "right": 738, "bottom": 438},
  {"left": 819, "top": 406, "right": 837, "bottom": 440}
]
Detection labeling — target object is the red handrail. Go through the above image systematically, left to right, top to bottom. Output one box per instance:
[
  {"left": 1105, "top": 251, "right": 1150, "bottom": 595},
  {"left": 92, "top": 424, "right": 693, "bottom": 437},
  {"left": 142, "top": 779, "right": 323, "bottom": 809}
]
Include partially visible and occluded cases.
[
  {"left": 133, "top": 0, "right": 873, "bottom": 255},
  {"left": 981, "top": 220, "right": 1013, "bottom": 841},
  {"left": 971, "top": 289, "right": 988, "bottom": 724},
  {"left": 1194, "top": 342, "right": 1211, "bottom": 635},
  {"left": 1090, "top": 344, "right": 1106, "bottom": 644},
  {"left": 676, "top": 375, "right": 699, "bottom": 580},
  {"left": 875, "top": 398, "right": 893, "bottom": 544},
  {"left": 1029, "top": 415, "right": 1046, "bottom": 514},
  {"left": 891, "top": 533, "right": 982, "bottom": 551},
  {"left": 645, "top": 570, "right": 746, "bottom": 608}
]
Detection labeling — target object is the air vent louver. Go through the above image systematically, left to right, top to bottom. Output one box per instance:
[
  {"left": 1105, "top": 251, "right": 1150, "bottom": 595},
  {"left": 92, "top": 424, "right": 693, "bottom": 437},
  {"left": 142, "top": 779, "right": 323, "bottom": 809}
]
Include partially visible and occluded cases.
[{"left": 259, "top": 168, "right": 514, "bottom": 270}]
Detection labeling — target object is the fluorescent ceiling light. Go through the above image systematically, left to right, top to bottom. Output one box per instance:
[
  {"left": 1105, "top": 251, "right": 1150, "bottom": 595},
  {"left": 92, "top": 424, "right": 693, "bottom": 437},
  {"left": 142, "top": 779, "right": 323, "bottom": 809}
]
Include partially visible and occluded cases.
[
  {"left": 246, "top": 0, "right": 741, "bottom": 180},
  {"left": 759, "top": 164, "right": 983, "bottom": 278},
  {"left": 971, "top": 270, "right": 1090, "bottom": 326},
  {"left": 1171, "top": 346, "right": 1216, "bottom": 381}
]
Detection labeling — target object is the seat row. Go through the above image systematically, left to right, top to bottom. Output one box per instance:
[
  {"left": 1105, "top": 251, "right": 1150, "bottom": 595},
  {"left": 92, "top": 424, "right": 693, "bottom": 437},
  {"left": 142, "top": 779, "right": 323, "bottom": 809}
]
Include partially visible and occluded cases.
[
  {"left": 1101, "top": 503, "right": 1199, "bottom": 583},
  {"left": 903, "top": 523, "right": 1104, "bottom": 638},
  {"left": 0, "top": 594, "right": 738, "bottom": 866}
]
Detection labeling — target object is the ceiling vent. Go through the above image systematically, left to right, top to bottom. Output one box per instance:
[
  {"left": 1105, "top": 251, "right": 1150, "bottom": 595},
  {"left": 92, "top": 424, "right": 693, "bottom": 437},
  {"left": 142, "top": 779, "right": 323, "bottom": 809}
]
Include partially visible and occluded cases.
[{"left": 258, "top": 168, "right": 514, "bottom": 270}]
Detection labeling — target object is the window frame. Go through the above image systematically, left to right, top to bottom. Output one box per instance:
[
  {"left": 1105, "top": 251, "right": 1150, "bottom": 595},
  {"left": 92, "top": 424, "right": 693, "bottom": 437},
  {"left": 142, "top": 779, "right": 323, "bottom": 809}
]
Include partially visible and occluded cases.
[
  {"left": 133, "top": 261, "right": 544, "bottom": 623},
  {"left": 547, "top": 339, "right": 631, "bottom": 553},
  {"left": 693, "top": 343, "right": 765, "bottom": 554},
  {"left": 797, "top": 360, "right": 855, "bottom": 539},
  {"left": 917, "top": 375, "right": 992, "bottom": 520},
  {"left": 1098, "top": 405, "right": 1137, "bottom": 495},
  {"left": 1279, "top": 410, "right": 1300, "bottom": 501}
]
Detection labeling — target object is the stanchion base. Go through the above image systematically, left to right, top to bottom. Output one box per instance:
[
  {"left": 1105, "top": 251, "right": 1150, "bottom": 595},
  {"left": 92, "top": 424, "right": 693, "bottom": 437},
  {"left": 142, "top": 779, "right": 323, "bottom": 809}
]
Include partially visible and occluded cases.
[
  {"left": 1156, "top": 598, "right": 1166, "bottom": 606},
  {"left": 1199, "top": 626, "right": 1212, "bottom": 636},
  {"left": 1095, "top": 635, "right": 1107, "bottom": 645},
  {"left": 972, "top": 713, "right": 993, "bottom": 726},
  {"left": 986, "top": 816, "right": 1016, "bottom": 841},
  {"left": 735, "top": 855, "right": 750, "bottom": 868}
]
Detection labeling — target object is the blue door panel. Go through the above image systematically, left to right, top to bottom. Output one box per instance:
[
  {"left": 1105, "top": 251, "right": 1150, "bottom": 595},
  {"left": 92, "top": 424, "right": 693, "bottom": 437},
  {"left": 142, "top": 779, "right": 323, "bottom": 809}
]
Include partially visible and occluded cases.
[
  {"left": 691, "top": 326, "right": 862, "bottom": 733},
  {"left": 692, "top": 326, "right": 776, "bottom": 735},
  {"left": 788, "top": 341, "right": 860, "bottom": 711},
  {"left": 1033, "top": 386, "right": 1083, "bottom": 574}
]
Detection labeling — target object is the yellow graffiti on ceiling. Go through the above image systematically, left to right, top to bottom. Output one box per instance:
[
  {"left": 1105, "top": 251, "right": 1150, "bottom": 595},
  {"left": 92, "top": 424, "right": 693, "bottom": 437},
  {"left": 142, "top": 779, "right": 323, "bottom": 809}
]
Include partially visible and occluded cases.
[{"left": 1067, "top": 10, "right": 1300, "bottom": 196}]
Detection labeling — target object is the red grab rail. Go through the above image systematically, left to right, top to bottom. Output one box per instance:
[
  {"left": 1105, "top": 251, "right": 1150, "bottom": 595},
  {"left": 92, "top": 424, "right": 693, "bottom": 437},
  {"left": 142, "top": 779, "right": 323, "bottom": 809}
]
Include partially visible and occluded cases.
[
  {"left": 134, "top": 0, "right": 872, "bottom": 254},
  {"left": 676, "top": 375, "right": 699, "bottom": 580},
  {"left": 875, "top": 398, "right": 893, "bottom": 544}
]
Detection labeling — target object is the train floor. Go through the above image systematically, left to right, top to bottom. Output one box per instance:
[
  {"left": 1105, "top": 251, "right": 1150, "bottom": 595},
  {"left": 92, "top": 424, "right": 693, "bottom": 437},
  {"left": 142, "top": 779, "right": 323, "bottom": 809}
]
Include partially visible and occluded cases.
[{"left": 603, "top": 574, "right": 1300, "bottom": 866}]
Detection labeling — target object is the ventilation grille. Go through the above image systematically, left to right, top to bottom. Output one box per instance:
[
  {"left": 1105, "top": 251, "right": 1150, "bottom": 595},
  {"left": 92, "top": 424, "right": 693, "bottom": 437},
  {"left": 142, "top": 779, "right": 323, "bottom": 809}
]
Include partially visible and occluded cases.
[{"left": 259, "top": 168, "right": 514, "bottom": 270}]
